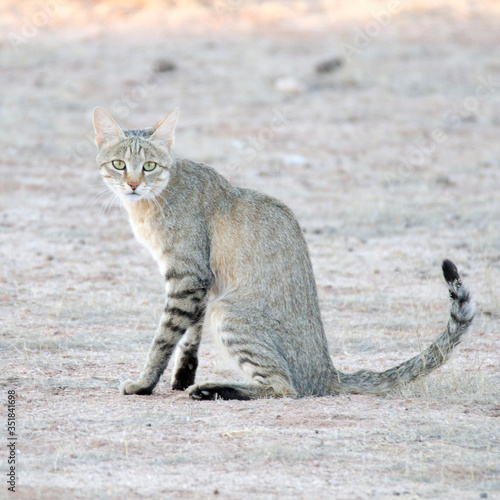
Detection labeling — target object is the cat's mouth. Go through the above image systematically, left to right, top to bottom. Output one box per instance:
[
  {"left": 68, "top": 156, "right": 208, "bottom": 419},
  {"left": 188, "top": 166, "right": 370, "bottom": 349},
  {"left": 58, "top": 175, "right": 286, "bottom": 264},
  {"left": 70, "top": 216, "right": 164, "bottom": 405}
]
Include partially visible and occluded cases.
[{"left": 124, "top": 192, "right": 142, "bottom": 202}]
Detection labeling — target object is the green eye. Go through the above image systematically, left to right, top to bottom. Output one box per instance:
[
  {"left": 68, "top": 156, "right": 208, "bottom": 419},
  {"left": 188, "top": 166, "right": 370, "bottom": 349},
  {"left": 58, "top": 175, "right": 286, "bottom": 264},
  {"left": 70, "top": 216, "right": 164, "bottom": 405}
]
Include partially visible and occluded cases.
[
  {"left": 112, "top": 160, "right": 126, "bottom": 170},
  {"left": 143, "top": 162, "right": 157, "bottom": 172}
]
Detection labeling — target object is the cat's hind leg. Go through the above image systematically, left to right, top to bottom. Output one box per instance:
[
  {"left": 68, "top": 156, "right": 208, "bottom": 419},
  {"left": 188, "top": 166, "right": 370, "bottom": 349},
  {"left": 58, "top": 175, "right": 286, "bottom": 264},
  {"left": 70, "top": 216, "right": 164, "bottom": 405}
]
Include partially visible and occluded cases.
[
  {"left": 187, "top": 301, "right": 297, "bottom": 400},
  {"left": 188, "top": 379, "right": 296, "bottom": 400},
  {"left": 188, "top": 380, "right": 297, "bottom": 400}
]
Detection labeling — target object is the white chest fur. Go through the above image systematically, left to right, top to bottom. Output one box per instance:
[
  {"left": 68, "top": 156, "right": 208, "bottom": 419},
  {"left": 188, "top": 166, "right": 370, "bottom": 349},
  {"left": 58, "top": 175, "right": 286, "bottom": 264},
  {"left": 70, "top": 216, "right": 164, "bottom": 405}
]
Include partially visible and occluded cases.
[{"left": 126, "top": 203, "right": 168, "bottom": 275}]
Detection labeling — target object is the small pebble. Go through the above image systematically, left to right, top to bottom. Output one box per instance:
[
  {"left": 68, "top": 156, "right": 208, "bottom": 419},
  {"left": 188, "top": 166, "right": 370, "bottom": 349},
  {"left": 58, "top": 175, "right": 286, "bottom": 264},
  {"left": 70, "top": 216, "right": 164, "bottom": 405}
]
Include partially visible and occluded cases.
[
  {"left": 316, "top": 57, "right": 343, "bottom": 74},
  {"left": 154, "top": 59, "right": 177, "bottom": 73},
  {"left": 275, "top": 76, "right": 307, "bottom": 95},
  {"left": 283, "top": 154, "right": 308, "bottom": 167}
]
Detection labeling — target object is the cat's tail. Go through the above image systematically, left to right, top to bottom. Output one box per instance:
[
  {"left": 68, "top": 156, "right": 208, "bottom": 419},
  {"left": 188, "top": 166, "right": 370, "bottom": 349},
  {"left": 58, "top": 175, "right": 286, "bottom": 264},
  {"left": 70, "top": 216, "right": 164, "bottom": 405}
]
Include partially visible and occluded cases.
[{"left": 334, "top": 259, "right": 475, "bottom": 395}]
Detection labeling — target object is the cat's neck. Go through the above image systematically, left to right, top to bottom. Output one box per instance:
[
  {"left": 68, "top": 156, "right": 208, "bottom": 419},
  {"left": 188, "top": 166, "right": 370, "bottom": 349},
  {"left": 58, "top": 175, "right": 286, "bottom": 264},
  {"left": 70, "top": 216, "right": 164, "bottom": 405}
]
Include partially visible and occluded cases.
[
  {"left": 123, "top": 194, "right": 172, "bottom": 272},
  {"left": 123, "top": 195, "right": 168, "bottom": 224},
  {"left": 123, "top": 197, "right": 153, "bottom": 214}
]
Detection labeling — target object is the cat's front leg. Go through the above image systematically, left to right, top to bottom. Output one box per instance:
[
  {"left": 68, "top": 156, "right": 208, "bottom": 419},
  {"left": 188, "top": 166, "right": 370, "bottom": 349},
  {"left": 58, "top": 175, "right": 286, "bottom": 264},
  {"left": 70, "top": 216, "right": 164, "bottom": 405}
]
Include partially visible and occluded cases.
[
  {"left": 120, "top": 273, "right": 209, "bottom": 395},
  {"left": 120, "top": 314, "right": 187, "bottom": 395},
  {"left": 171, "top": 323, "right": 203, "bottom": 391}
]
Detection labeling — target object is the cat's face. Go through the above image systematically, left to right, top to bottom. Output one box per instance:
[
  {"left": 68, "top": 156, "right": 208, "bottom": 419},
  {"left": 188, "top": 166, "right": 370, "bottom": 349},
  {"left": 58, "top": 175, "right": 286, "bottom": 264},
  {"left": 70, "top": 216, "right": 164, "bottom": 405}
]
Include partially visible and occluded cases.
[{"left": 92, "top": 107, "right": 179, "bottom": 204}]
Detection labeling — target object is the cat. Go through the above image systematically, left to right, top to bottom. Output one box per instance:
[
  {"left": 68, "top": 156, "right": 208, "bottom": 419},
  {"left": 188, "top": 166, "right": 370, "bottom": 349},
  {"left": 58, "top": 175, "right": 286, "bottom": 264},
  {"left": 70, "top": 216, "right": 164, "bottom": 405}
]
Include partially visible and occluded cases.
[{"left": 92, "top": 106, "right": 475, "bottom": 400}]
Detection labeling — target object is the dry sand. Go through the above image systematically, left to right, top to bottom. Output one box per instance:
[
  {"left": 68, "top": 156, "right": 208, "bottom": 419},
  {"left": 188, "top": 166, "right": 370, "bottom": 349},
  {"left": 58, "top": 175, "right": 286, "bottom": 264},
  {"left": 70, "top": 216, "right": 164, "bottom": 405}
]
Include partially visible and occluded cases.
[{"left": 0, "top": 1, "right": 499, "bottom": 498}]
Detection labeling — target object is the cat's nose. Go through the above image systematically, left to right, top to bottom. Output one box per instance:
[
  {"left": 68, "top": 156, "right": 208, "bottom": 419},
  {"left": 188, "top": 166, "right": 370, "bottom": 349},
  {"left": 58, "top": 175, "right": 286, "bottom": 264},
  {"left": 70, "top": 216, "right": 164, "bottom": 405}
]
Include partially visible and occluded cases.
[{"left": 128, "top": 182, "right": 139, "bottom": 191}]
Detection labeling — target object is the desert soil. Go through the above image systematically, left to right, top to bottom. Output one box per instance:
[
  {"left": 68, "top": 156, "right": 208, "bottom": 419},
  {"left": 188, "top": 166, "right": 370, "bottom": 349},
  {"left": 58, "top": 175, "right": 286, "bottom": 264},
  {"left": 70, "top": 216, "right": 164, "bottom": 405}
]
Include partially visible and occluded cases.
[{"left": 0, "top": 1, "right": 499, "bottom": 499}]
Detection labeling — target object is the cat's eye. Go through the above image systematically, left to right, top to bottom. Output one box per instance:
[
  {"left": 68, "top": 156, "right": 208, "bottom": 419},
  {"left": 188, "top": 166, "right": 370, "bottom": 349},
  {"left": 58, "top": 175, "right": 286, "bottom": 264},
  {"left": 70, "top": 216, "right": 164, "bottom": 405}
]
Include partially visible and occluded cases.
[
  {"left": 112, "top": 160, "right": 126, "bottom": 170},
  {"left": 143, "top": 162, "right": 157, "bottom": 172}
]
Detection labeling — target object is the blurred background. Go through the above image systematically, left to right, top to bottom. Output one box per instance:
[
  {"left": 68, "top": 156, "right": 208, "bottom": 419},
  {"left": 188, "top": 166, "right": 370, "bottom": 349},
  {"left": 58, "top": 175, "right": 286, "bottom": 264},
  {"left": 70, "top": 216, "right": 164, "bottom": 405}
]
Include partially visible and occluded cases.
[
  {"left": 1, "top": 0, "right": 499, "bottom": 228},
  {"left": 2, "top": 0, "right": 499, "bottom": 318},
  {"left": 1, "top": 1, "right": 499, "bottom": 498}
]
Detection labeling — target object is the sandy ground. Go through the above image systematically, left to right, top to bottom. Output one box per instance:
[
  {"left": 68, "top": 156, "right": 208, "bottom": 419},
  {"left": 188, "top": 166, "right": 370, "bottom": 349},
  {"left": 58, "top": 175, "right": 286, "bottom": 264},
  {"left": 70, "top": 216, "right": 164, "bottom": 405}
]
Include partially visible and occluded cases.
[{"left": 0, "top": 0, "right": 499, "bottom": 498}]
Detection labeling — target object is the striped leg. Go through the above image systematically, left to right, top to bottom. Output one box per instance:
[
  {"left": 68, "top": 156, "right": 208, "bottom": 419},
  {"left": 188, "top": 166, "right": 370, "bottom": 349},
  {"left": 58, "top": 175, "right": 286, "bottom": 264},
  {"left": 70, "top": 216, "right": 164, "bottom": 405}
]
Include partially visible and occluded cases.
[
  {"left": 120, "top": 272, "right": 209, "bottom": 395},
  {"left": 188, "top": 302, "right": 297, "bottom": 400},
  {"left": 171, "top": 323, "right": 203, "bottom": 391}
]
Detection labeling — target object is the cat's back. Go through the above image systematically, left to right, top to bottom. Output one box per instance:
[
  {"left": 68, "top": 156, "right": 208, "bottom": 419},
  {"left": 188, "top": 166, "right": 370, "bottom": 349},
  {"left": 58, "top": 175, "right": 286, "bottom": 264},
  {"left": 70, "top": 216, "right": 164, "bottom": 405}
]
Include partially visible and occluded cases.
[
  {"left": 176, "top": 159, "right": 302, "bottom": 238},
  {"left": 175, "top": 160, "right": 317, "bottom": 305},
  {"left": 192, "top": 163, "right": 318, "bottom": 314}
]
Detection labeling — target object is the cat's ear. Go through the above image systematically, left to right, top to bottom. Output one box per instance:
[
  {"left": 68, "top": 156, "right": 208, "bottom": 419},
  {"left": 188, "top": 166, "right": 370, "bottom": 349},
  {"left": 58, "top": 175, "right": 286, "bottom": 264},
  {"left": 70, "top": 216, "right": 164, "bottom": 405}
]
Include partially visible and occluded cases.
[
  {"left": 93, "top": 107, "right": 125, "bottom": 148},
  {"left": 151, "top": 108, "right": 179, "bottom": 149}
]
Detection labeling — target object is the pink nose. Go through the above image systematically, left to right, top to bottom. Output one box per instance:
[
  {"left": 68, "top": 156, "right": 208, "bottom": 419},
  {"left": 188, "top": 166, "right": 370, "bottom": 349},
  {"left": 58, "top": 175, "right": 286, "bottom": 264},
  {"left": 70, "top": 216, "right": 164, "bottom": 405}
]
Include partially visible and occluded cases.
[{"left": 129, "top": 182, "right": 139, "bottom": 191}]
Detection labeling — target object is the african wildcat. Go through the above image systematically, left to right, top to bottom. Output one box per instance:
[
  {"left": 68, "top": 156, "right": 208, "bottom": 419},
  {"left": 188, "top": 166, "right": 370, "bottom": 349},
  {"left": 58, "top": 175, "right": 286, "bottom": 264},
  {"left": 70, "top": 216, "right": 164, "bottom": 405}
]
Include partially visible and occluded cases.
[{"left": 92, "top": 107, "right": 475, "bottom": 400}]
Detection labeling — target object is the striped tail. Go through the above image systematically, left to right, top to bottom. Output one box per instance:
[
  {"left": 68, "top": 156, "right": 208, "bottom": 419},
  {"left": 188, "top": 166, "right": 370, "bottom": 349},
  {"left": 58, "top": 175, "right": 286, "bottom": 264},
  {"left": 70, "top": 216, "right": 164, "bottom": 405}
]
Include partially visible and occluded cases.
[{"left": 336, "top": 259, "right": 475, "bottom": 395}]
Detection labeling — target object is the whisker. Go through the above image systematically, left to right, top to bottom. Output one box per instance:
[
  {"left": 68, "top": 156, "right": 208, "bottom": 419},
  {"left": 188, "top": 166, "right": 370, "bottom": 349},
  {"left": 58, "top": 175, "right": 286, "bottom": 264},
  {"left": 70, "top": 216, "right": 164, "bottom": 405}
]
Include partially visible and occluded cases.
[
  {"left": 86, "top": 188, "right": 112, "bottom": 209},
  {"left": 147, "top": 191, "right": 170, "bottom": 227},
  {"left": 156, "top": 191, "right": 174, "bottom": 218},
  {"left": 98, "top": 192, "right": 118, "bottom": 227},
  {"left": 143, "top": 192, "right": 153, "bottom": 214},
  {"left": 145, "top": 192, "right": 162, "bottom": 221},
  {"left": 107, "top": 193, "right": 121, "bottom": 216}
]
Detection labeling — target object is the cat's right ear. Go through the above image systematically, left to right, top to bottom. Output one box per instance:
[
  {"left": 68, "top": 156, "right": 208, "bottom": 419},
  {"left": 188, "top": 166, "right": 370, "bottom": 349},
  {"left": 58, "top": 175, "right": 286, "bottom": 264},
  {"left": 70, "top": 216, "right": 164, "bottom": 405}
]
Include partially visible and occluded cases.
[{"left": 93, "top": 107, "right": 125, "bottom": 148}]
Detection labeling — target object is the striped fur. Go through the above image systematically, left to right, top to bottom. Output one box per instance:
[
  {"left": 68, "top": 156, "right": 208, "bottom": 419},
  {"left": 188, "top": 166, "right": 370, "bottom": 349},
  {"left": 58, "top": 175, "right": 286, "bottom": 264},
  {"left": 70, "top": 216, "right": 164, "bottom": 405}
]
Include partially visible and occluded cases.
[{"left": 93, "top": 107, "right": 475, "bottom": 400}]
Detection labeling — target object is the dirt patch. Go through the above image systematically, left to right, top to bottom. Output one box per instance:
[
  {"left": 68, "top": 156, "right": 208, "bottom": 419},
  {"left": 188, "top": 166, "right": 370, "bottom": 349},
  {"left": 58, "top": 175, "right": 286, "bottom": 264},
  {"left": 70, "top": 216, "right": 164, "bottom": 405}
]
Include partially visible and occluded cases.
[{"left": 1, "top": 1, "right": 499, "bottom": 498}]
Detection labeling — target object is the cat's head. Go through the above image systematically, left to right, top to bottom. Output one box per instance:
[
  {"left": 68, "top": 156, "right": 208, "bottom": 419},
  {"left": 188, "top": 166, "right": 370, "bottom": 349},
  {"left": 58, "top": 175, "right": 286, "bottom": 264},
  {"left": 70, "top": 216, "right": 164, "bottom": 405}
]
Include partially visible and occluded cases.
[{"left": 92, "top": 107, "right": 179, "bottom": 203}]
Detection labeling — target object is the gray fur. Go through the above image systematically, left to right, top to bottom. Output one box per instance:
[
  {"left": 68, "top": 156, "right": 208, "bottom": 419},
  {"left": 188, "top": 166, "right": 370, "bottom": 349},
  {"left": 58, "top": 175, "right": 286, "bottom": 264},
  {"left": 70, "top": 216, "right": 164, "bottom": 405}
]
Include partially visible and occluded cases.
[{"left": 92, "top": 107, "right": 475, "bottom": 400}]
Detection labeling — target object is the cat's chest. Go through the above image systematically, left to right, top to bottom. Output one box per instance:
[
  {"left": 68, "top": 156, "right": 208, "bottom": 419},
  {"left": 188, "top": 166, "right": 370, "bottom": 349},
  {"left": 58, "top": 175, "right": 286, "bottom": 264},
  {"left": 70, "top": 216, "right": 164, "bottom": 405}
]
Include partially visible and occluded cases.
[{"left": 128, "top": 211, "right": 168, "bottom": 273}]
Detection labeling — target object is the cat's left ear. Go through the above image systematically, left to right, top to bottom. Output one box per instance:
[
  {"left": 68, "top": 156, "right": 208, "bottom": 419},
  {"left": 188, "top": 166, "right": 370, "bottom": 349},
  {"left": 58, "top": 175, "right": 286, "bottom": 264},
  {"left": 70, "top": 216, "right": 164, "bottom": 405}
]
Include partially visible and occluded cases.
[
  {"left": 93, "top": 107, "right": 125, "bottom": 148},
  {"left": 151, "top": 108, "right": 179, "bottom": 149}
]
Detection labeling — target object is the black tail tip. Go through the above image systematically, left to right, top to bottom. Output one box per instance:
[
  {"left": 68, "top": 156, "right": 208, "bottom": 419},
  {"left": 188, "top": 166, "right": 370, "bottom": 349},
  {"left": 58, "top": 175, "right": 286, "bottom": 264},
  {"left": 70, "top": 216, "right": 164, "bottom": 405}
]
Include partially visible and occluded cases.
[{"left": 442, "top": 259, "right": 460, "bottom": 284}]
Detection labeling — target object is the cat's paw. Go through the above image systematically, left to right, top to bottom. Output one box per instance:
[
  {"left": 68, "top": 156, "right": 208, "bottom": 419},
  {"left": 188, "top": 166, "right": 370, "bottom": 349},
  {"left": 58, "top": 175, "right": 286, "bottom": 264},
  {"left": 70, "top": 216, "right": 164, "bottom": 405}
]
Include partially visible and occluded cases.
[
  {"left": 171, "top": 372, "right": 196, "bottom": 391},
  {"left": 120, "top": 379, "right": 153, "bottom": 395},
  {"left": 188, "top": 383, "right": 251, "bottom": 400},
  {"left": 188, "top": 384, "right": 218, "bottom": 400}
]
